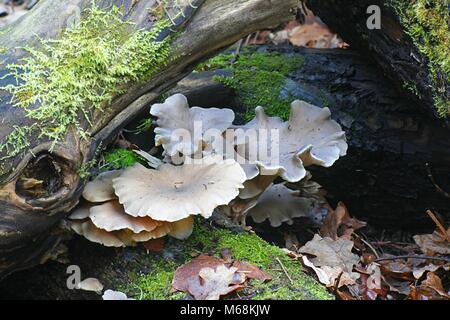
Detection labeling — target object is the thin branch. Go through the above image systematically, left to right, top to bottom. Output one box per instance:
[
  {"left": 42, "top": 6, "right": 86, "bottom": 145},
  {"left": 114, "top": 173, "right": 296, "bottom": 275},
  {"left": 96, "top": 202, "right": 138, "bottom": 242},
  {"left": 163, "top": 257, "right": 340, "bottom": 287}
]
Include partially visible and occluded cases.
[
  {"left": 425, "top": 209, "right": 449, "bottom": 241},
  {"left": 374, "top": 255, "right": 450, "bottom": 263},
  {"left": 276, "top": 257, "right": 294, "bottom": 285}
]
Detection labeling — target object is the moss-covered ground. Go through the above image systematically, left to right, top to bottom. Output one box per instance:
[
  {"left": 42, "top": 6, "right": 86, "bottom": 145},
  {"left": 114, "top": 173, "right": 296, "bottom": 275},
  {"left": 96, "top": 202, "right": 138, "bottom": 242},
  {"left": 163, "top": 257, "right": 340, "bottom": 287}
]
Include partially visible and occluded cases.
[{"left": 118, "top": 220, "right": 332, "bottom": 300}]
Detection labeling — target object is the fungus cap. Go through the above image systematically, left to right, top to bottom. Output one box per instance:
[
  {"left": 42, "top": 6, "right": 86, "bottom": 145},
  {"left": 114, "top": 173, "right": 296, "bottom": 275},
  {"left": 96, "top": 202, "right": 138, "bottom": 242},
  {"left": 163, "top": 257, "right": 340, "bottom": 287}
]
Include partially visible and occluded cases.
[
  {"left": 150, "top": 94, "right": 235, "bottom": 156},
  {"left": 236, "top": 100, "right": 347, "bottom": 183},
  {"left": 112, "top": 155, "right": 246, "bottom": 221},
  {"left": 82, "top": 170, "right": 122, "bottom": 203},
  {"left": 247, "top": 183, "right": 317, "bottom": 227},
  {"left": 89, "top": 200, "right": 162, "bottom": 233},
  {"left": 70, "top": 220, "right": 125, "bottom": 247}
]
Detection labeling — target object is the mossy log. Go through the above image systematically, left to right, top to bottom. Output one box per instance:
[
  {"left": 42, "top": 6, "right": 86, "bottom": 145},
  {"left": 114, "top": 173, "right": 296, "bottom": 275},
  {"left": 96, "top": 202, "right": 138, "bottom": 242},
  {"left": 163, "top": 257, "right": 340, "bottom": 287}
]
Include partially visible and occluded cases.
[
  {"left": 0, "top": 0, "right": 299, "bottom": 279},
  {"left": 306, "top": 0, "right": 449, "bottom": 123},
  {"left": 163, "top": 46, "right": 450, "bottom": 231}
]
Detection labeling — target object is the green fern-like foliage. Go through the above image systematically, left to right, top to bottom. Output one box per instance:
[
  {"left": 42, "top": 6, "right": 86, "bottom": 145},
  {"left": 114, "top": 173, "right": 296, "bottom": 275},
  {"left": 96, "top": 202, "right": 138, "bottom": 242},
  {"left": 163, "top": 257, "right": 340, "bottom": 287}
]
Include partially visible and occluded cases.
[{"left": 0, "top": 5, "right": 172, "bottom": 159}]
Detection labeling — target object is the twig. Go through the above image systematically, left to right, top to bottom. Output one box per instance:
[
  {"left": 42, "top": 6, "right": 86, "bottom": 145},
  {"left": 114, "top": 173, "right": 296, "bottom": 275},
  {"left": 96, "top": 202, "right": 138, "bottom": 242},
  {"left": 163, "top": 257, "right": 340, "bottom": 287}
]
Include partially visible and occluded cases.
[
  {"left": 426, "top": 163, "right": 450, "bottom": 199},
  {"left": 425, "top": 209, "right": 449, "bottom": 241},
  {"left": 356, "top": 234, "right": 380, "bottom": 259},
  {"left": 374, "top": 255, "right": 450, "bottom": 263},
  {"left": 276, "top": 257, "right": 294, "bottom": 285},
  {"left": 333, "top": 271, "right": 344, "bottom": 295}
]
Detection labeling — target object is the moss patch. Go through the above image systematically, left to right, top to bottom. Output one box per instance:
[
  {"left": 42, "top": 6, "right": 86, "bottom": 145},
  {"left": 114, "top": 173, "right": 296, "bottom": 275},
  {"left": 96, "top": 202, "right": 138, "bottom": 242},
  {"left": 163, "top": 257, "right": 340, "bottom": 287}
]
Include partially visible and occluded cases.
[
  {"left": 390, "top": 0, "right": 450, "bottom": 117},
  {"left": 0, "top": 5, "right": 172, "bottom": 160},
  {"left": 197, "top": 50, "right": 303, "bottom": 121},
  {"left": 120, "top": 220, "right": 332, "bottom": 300}
]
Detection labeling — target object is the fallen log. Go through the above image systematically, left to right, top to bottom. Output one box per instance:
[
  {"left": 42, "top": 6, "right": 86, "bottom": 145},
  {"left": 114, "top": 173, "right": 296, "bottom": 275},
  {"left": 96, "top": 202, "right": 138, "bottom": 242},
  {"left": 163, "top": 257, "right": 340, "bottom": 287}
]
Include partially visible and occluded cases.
[
  {"left": 0, "top": 0, "right": 299, "bottom": 279},
  {"left": 306, "top": 0, "right": 449, "bottom": 124}
]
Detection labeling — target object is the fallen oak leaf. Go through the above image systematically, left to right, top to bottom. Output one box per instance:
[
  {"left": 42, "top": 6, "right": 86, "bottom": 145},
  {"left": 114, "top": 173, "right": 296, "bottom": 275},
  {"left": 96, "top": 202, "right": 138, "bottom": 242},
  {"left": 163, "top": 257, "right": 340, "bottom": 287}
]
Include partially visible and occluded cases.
[
  {"left": 299, "top": 234, "right": 360, "bottom": 274},
  {"left": 299, "top": 235, "right": 360, "bottom": 288},
  {"left": 172, "top": 255, "right": 226, "bottom": 293},
  {"left": 187, "top": 265, "right": 245, "bottom": 300}
]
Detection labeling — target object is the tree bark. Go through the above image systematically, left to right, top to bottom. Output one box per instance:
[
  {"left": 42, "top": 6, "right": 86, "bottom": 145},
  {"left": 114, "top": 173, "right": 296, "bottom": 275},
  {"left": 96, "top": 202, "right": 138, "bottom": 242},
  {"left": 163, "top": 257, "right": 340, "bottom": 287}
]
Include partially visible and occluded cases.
[
  {"left": 0, "top": 0, "right": 298, "bottom": 279},
  {"left": 306, "top": 0, "right": 449, "bottom": 125}
]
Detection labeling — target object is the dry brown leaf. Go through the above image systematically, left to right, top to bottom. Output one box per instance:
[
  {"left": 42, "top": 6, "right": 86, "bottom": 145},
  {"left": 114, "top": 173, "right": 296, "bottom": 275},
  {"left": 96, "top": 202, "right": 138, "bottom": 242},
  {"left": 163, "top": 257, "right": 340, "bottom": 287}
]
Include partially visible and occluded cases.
[
  {"left": 320, "top": 202, "right": 366, "bottom": 240},
  {"left": 413, "top": 229, "right": 450, "bottom": 255},
  {"left": 299, "top": 234, "right": 360, "bottom": 288},
  {"left": 172, "top": 254, "right": 272, "bottom": 299},
  {"left": 172, "top": 255, "right": 226, "bottom": 293},
  {"left": 379, "top": 259, "right": 414, "bottom": 281},
  {"left": 231, "top": 261, "right": 272, "bottom": 282},
  {"left": 358, "top": 263, "right": 388, "bottom": 300},
  {"left": 412, "top": 263, "right": 445, "bottom": 280},
  {"left": 187, "top": 265, "right": 245, "bottom": 300},
  {"left": 409, "top": 272, "right": 449, "bottom": 300},
  {"left": 384, "top": 276, "right": 412, "bottom": 296}
]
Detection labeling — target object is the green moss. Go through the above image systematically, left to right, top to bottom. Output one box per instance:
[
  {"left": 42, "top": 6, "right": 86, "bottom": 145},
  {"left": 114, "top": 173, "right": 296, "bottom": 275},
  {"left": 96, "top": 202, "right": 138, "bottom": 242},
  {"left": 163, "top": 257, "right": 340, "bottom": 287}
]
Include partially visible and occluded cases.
[
  {"left": 390, "top": 0, "right": 450, "bottom": 117},
  {"left": 0, "top": 4, "right": 172, "bottom": 159},
  {"left": 198, "top": 51, "right": 303, "bottom": 121},
  {"left": 102, "top": 148, "right": 142, "bottom": 171},
  {"left": 122, "top": 221, "right": 332, "bottom": 300}
]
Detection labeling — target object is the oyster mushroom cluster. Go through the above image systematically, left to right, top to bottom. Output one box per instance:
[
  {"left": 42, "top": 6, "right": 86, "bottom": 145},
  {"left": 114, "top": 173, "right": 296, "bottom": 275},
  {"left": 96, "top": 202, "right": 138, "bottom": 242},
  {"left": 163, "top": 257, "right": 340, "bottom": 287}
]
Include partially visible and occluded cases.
[
  {"left": 68, "top": 93, "right": 347, "bottom": 247},
  {"left": 68, "top": 154, "right": 247, "bottom": 247}
]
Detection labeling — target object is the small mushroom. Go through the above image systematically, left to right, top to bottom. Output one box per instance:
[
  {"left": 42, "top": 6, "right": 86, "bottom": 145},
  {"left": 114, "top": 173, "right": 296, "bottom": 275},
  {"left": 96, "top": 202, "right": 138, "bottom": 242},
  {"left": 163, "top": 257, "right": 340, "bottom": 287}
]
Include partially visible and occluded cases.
[
  {"left": 150, "top": 94, "right": 235, "bottom": 156},
  {"left": 112, "top": 155, "right": 246, "bottom": 221},
  {"left": 82, "top": 170, "right": 123, "bottom": 203},
  {"left": 247, "top": 183, "right": 319, "bottom": 227},
  {"left": 168, "top": 216, "right": 194, "bottom": 240},
  {"left": 76, "top": 278, "right": 104, "bottom": 293},
  {"left": 102, "top": 289, "right": 134, "bottom": 300}
]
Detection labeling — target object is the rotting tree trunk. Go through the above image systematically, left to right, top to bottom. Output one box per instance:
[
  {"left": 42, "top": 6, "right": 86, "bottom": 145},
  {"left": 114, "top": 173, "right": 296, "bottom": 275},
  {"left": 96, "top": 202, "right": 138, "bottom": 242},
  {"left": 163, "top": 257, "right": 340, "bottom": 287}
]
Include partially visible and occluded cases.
[
  {"left": 0, "top": 0, "right": 299, "bottom": 279},
  {"left": 306, "top": 0, "right": 450, "bottom": 125},
  {"left": 168, "top": 46, "right": 450, "bottom": 231}
]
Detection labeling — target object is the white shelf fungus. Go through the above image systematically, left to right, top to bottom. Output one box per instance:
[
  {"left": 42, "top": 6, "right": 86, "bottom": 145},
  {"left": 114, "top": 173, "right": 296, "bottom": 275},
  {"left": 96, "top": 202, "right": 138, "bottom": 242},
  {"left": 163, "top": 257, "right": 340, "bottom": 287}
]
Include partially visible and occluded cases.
[
  {"left": 150, "top": 94, "right": 235, "bottom": 156},
  {"left": 235, "top": 100, "right": 347, "bottom": 184},
  {"left": 112, "top": 155, "right": 246, "bottom": 221}
]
